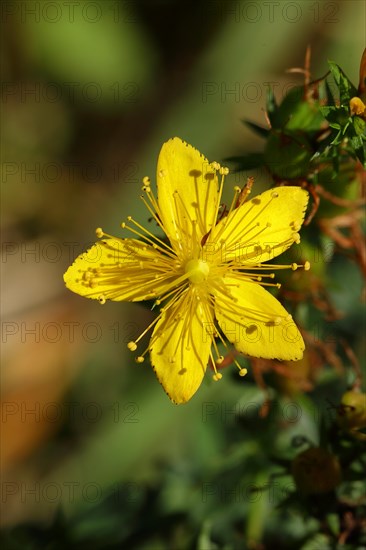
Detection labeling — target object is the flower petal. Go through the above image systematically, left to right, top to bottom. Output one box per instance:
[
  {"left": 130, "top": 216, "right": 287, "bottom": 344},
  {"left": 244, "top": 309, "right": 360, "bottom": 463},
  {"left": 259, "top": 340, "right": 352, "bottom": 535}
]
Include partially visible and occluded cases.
[
  {"left": 157, "top": 137, "right": 219, "bottom": 254},
  {"left": 209, "top": 187, "right": 309, "bottom": 264},
  {"left": 64, "top": 238, "right": 178, "bottom": 302},
  {"left": 214, "top": 276, "right": 304, "bottom": 360},
  {"left": 150, "top": 289, "right": 214, "bottom": 404}
]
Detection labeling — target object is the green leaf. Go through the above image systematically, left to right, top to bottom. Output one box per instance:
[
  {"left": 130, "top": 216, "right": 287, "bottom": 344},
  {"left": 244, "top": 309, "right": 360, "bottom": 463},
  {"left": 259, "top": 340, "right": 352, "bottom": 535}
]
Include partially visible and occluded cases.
[
  {"left": 328, "top": 61, "right": 358, "bottom": 104},
  {"left": 325, "top": 79, "right": 336, "bottom": 107},
  {"left": 266, "top": 85, "right": 279, "bottom": 128},
  {"left": 285, "top": 101, "right": 325, "bottom": 134},
  {"left": 353, "top": 116, "right": 366, "bottom": 137},
  {"left": 243, "top": 120, "right": 270, "bottom": 139}
]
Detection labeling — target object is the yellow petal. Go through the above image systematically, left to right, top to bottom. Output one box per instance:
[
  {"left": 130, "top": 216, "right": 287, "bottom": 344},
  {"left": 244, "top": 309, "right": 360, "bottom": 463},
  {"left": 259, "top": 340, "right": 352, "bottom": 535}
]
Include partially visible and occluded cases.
[
  {"left": 157, "top": 137, "right": 219, "bottom": 254},
  {"left": 208, "top": 187, "right": 308, "bottom": 264},
  {"left": 64, "top": 238, "right": 177, "bottom": 302},
  {"left": 214, "top": 276, "right": 304, "bottom": 360},
  {"left": 150, "top": 289, "right": 214, "bottom": 404}
]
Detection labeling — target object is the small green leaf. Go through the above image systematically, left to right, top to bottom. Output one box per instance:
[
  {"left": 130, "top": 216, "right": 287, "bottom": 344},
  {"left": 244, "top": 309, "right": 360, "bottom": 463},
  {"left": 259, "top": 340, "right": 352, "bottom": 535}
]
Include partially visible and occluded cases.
[{"left": 328, "top": 61, "right": 357, "bottom": 104}]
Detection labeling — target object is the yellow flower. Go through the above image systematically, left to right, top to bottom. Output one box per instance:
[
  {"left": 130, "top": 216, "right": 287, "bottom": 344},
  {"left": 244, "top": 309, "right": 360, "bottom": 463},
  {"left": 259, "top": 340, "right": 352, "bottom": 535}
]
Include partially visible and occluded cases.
[{"left": 64, "top": 138, "right": 310, "bottom": 404}]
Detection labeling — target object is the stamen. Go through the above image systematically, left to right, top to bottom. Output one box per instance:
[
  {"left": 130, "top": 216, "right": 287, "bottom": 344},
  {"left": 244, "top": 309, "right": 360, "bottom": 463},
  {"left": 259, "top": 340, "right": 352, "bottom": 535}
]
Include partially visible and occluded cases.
[
  {"left": 227, "top": 186, "right": 242, "bottom": 217},
  {"left": 121, "top": 217, "right": 177, "bottom": 259},
  {"left": 96, "top": 227, "right": 104, "bottom": 238},
  {"left": 127, "top": 311, "right": 164, "bottom": 352},
  {"left": 127, "top": 342, "right": 137, "bottom": 351},
  {"left": 210, "top": 350, "right": 223, "bottom": 381},
  {"left": 233, "top": 358, "right": 246, "bottom": 374}
]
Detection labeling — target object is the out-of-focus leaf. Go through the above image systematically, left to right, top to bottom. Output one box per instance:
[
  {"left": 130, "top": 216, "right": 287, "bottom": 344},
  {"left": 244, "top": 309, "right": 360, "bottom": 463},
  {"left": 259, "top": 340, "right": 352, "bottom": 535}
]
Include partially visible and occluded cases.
[
  {"left": 24, "top": 1, "right": 155, "bottom": 109},
  {"left": 242, "top": 120, "right": 270, "bottom": 139},
  {"left": 225, "top": 153, "right": 264, "bottom": 171},
  {"left": 300, "top": 533, "right": 332, "bottom": 550}
]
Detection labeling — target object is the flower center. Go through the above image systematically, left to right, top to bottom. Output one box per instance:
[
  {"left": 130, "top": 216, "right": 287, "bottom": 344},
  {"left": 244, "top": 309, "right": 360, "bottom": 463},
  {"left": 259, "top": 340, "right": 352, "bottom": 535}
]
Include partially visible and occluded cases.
[{"left": 184, "top": 259, "right": 210, "bottom": 284}]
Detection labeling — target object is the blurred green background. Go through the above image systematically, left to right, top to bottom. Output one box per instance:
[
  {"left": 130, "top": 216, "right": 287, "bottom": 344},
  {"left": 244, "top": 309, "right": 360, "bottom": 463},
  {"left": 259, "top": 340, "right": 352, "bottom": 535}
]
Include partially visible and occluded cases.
[{"left": 1, "top": 1, "right": 365, "bottom": 548}]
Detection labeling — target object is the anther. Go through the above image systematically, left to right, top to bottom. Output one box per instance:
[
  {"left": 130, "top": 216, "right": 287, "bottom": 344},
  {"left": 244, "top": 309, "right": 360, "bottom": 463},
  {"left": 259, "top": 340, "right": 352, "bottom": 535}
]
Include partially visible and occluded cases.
[
  {"left": 211, "top": 162, "right": 221, "bottom": 171},
  {"left": 220, "top": 166, "right": 229, "bottom": 175},
  {"left": 142, "top": 176, "right": 150, "bottom": 185},
  {"left": 271, "top": 191, "right": 279, "bottom": 198},
  {"left": 95, "top": 227, "right": 104, "bottom": 238},
  {"left": 292, "top": 233, "right": 301, "bottom": 244},
  {"left": 304, "top": 261, "right": 310, "bottom": 271},
  {"left": 291, "top": 263, "right": 298, "bottom": 271},
  {"left": 82, "top": 271, "right": 93, "bottom": 281},
  {"left": 98, "top": 295, "right": 106, "bottom": 305},
  {"left": 273, "top": 317, "right": 282, "bottom": 326},
  {"left": 127, "top": 341, "right": 137, "bottom": 351},
  {"left": 135, "top": 356, "right": 145, "bottom": 363},
  {"left": 216, "top": 356, "right": 224, "bottom": 365},
  {"left": 239, "top": 368, "right": 248, "bottom": 377},
  {"left": 213, "top": 373, "right": 223, "bottom": 381}
]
